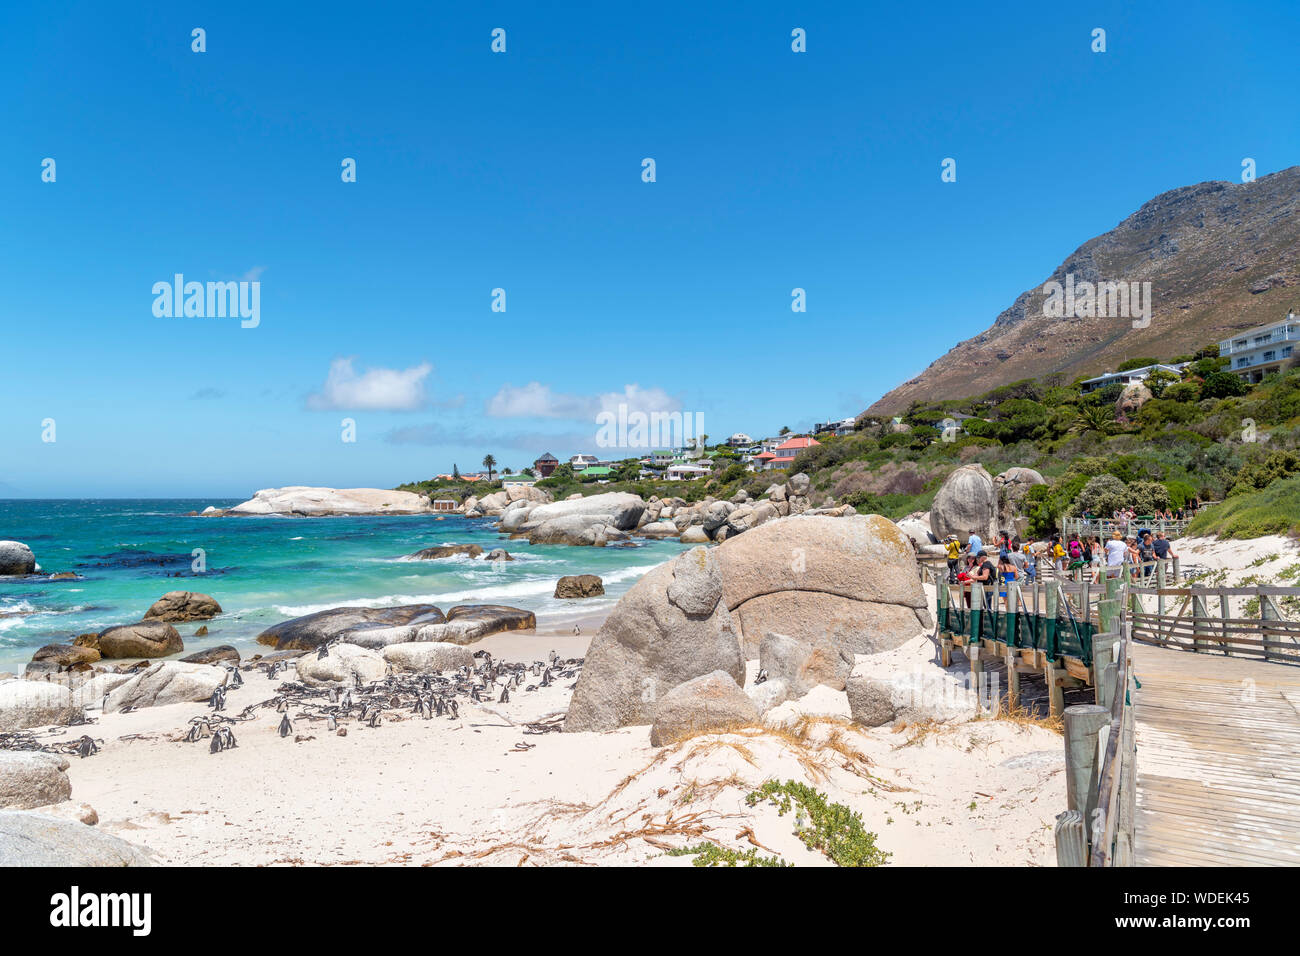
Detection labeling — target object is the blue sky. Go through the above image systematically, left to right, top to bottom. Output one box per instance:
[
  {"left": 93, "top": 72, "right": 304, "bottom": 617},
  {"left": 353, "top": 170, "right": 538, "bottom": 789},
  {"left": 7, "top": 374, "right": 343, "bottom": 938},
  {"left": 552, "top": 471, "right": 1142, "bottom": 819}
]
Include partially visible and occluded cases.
[{"left": 2, "top": 1, "right": 1297, "bottom": 497}]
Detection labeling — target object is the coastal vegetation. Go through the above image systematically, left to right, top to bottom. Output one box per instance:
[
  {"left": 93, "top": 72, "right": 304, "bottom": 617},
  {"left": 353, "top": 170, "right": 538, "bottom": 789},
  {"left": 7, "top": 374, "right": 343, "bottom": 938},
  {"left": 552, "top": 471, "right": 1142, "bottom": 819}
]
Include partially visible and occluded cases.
[{"left": 396, "top": 345, "right": 1299, "bottom": 539}]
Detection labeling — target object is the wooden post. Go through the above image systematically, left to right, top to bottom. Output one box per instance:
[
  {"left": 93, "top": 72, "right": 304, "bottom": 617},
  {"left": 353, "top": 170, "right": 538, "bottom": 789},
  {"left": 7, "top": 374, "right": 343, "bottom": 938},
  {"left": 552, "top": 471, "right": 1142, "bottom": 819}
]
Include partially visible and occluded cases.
[
  {"left": 1172, "top": 556, "right": 1181, "bottom": 582},
  {"left": 1156, "top": 559, "right": 1166, "bottom": 631},
  {"left": 1260, "top": 588, "right": 1280, "bottom": 663},
  {"left": 1219, "top": 591, "right": 1232, "bottom": 658},
  {"left": 1192, "top": 592, "right": 1209, "bottom": 654},
  {"left": 1092, "top": 633, "right": 1119, "bottom": 707},
  {"left": 1004, "top": 646, "right": 1020, "bottom": 710},
  {"left": 1045, "top": 660, "right": 1065, "bottom": 717},
  {"left": 1064, "top": 703, "right": 1110, "bottom": 820},
  {"left": 1054, "top": 810, "right": 1088, "bottom": 867}
]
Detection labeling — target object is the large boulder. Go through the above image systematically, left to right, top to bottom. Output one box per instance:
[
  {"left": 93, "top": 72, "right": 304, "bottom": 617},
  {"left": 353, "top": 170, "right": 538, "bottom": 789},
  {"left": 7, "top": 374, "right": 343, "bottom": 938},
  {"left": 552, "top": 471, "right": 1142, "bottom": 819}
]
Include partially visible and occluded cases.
[
  {"left": 1116, "top": 382, "right": 1153, "bottom": 420},
  {"left": 929, "top": 464, "right": 998, "bottom": 545},
  {"left": 993, "top": 468, "right": 1046, "bottom": 538},
  {"left": 227, "top": 486, "right": 433, "bottom": 516},
  {"left": 519, "top": 493, "right": 646, "bottom": 532},
  {"left": 499, "top": 504, "right": 535, "bottom": 534},
  {"left": 896, "top": 512, "right": 937, "bottom": 548},
  {"left": 527, "top": 515, "right": 612, "bottom": 546},
  {"left": 714, "top": 515, "right": 931, "bottom": 658},
  {"left": 679, "top": 525, "right": 710, "bottom": 544},
  {"left": 0, "top": 541, "right": 37, "bottom": 576},
  {"left": 408, "top": 544, "right": 483, "bottom": 560},
  {"left": 565, "top": 548, "right": 743, "bottom": 733},
  {"left": 554, "top": 574, "right": 605, "bottom": 599},
  {"left": 143, "top": 591, "right": 222, "bottom": 622},
  {"left": 256, "top": 605, "right": 446, "bottom": 650},
  {"left": 413, "top": 605, "right": 537, "bottom": 645},
  {"left": 97, "top": 621, "right": 184, "bottom": 659},
  {"left": 759, "top": 630, "right": 853, "bottom": 695},
  {"left": 381, "top": 642, "right": 475, "bottom": 673},
  {"left": 30, "top": 643, "right": 100, "bottom": 668},
  {"left": 293, "top": 643, "right": 386, "bottom": 686},
  {"left": 181, "top": 645, "right": 240, "bottom": 666},
  {"left": 105, "top": 662, "right": 228, "bottom": 712},
  {"left": 846, "top": 664, "right": 979, "bottom": 728},
  {"left": 649, "top": 670, "right": 760, "bottom": 746},
  {"left": 0, "top": 682, "right": 82, "bottom": 732},
  {"left": 0, "top": 753, "right": 72, "bottom": 809},
  {"left": 0, "top": 811, "right": 153, "bottom": 866}
]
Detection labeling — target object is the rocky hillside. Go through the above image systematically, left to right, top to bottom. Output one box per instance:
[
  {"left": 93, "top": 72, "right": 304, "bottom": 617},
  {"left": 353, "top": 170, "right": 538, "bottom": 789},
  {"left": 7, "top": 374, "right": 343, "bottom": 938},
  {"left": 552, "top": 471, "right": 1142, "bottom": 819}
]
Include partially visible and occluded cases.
[{"left": 868, "top": 165, "right": 1300, "bottom": 415}]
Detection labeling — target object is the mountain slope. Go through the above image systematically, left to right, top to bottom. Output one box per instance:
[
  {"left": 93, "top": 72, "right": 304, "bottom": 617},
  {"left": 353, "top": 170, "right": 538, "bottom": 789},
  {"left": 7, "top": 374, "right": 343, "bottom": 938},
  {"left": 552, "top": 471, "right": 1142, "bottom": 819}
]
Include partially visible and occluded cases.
[{"left": 867, "top": 166, "right": 1300, "bottom": 415}]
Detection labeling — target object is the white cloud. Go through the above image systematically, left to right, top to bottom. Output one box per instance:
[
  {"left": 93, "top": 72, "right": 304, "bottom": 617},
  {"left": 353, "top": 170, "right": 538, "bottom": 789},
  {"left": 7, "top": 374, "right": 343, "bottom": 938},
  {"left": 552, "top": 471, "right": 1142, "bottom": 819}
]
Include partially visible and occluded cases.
[
  {"left": 242, "top": 265, "right": 266, "bottom": 281},
  {"left": 306, "top": 358, "right": 432, "bottom": 412},
  {"left": 487, "top": 382, "right": 681, "bottom": 420}
]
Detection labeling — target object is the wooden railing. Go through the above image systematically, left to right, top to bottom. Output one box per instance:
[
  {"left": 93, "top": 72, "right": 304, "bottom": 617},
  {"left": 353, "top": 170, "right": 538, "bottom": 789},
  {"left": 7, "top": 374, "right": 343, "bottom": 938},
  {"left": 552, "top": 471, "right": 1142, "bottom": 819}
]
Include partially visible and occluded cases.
[
  {"left": 1061, "top": 516, "right": 1195, "bottom": 539},
  {"left": 1055, "top": 563, "right": 1300, "bottom": 867},
  {"left": 1055, "top": 606, "right": 1136, "bottom": 867}
]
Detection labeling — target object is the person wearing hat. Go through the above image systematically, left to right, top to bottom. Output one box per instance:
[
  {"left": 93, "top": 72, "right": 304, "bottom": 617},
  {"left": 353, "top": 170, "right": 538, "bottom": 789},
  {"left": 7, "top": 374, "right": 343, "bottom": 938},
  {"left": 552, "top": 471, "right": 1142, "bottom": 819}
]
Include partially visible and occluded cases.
[
  {"left": 1104, "top": 529, "right": 1127, "bottom": 578},
  {"left": 943, "top": 534, "right": 961, "bottom": 583}
]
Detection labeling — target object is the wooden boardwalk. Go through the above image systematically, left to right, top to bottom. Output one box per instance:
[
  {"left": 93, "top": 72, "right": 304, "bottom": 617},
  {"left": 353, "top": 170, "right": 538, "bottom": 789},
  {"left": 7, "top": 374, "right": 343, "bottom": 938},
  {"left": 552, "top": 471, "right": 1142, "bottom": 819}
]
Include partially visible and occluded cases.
[{"left": 1130, "top": 642, "right": 1300, "bottom": 866}]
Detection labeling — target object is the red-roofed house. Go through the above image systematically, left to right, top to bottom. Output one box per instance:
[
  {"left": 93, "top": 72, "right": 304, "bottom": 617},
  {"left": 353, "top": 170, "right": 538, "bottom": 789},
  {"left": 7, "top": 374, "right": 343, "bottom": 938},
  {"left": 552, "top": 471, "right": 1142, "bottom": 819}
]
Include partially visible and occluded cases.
[{"left": 764, "top": 435, "right": 819, "bottom": 471}]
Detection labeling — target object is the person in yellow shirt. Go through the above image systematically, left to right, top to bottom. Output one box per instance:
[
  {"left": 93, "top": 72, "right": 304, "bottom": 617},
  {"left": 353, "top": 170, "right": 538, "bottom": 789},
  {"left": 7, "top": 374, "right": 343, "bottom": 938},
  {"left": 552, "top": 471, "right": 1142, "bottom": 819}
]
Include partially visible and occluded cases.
[{"left": 944, "top": 535, "right": 961, "bottom": 582}]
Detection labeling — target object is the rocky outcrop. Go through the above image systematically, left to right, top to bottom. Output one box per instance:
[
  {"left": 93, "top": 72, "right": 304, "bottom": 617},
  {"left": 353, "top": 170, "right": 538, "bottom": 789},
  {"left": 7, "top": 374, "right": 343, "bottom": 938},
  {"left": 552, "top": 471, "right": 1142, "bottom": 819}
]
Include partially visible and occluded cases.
[
  {"left": 1116, "top": 382, "right": 1153, "bottom": 420},
  {"left": 929, "top": 464, "right": 998, "bottom": 544},
  {"left": 993, "top": 467, "right": 1046, "bottom": 538},
  {"left": 222, "top": 486, "right": 435, "bottom": 516},
  {"left": 520, "top": 494, "right": 647, "bottom": 530},
  {"left": 895, "top": 512, "right": 937, "bottom": 548},
  {"left": 527, "top": 515, "right": 618, "bottom": 547},
  {"left": 714, "top": 515, "right": 931, "bottom": 659},
  {"left": 679, "top": 525, "right": 710, "bottom": 544},
  {"left": 0, "top": 541, "right": 37, "bottom": 575},
  {"left": 408, "top": 543, "right": 483, "bottom": 560},
  {"left": 484, "top": 548, "right": 514, "bottom": 561},
  {"left": 565, "top": 548, "right": 743, "bottom": 733},
  {"left": 554, "top": 575, "right": 604, "bottom": 599},
  {"left": 143, "top": 591, "right": 222, "bottom": 622},
  {"left": 256, "top": 605, "right": 446, "bottom": 651},
  {"left": 416, "top": 605, "right": 537, "bottom": 645},
  {"left": 97, "top": 621, "right": 184, "bottom": 659},
  {"left": 759, "top": 630, "right": 854, "bottom": 695},
  {"left": 381, "top": 642, "right": 475, "bottom": 673},
  {"left": 294, "top": 643, "right": 386, "bottom": 686},
  {"left": 30, "top": 644, "right": 100, "bottom": 668},
  {"left": 180, "top": 645, "right": 240, "bottom": 666},
  {"left": 105, "top": 662, "right": 228, "bottom": 713},
  {"left": 846, "top": 664, "right": 979, "bottom": 728},
  {"left": 648, "top": 670, "right": 760, "bottom": 746},
  {"left": 0, "top": 681, "right": 82, "bottom": 731},
  {"left": 0, "top": 753, "right": 72, "bottom": 809},
  {"left": 0, "top": 811, "right": 153, "bottom": 866}
]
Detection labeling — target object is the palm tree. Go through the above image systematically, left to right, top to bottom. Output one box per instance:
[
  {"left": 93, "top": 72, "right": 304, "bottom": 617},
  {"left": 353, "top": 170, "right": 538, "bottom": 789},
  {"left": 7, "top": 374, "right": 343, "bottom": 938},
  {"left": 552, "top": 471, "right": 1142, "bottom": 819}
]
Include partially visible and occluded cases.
[
  {"left": 1072, "top": 404, "right": 1114, "bottom": 434},
  {"left": 482, "top": 454, "right": 497, "bottom": 481}
]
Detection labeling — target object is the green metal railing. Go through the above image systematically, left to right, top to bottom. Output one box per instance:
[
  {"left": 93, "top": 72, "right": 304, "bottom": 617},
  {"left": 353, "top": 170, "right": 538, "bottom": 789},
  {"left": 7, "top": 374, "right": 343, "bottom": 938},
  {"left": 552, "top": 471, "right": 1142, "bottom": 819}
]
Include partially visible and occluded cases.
[{"left": 935, "top": 579, "right": 1106, "bottom": 665}]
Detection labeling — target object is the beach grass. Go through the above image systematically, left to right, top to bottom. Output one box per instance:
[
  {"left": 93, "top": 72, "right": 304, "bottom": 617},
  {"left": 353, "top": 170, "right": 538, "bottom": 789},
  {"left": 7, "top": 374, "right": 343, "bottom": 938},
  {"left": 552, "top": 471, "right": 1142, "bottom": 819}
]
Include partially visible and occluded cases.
[{"left": 1186, "top": 475, "right": 1300, "bottom": 539}]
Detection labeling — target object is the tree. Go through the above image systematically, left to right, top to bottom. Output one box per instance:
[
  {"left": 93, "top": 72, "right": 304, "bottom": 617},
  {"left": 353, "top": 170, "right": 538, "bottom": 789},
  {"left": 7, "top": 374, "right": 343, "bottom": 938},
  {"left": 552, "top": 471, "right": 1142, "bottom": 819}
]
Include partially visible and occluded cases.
[
  {"left": 1117, "top": 357, "right": 1160, "bottom": 372},
  {"left": 1199, "top": 371, "right": 1249, "bottom": 400},
  {"left": 1071, "top": 403, "right": 1115, "bottom": 435},
  {"left": 779, "top": 426, "right": 791, "bottom": 435},
  {"left": 482, "top": 454, "right": 497, "bottom": 481},
  {"left": 452, "top": 463, "right": 460, "bottom": 479},
  {"left": 1070, "top": 474, "right": 1128, "bottom": 517}
]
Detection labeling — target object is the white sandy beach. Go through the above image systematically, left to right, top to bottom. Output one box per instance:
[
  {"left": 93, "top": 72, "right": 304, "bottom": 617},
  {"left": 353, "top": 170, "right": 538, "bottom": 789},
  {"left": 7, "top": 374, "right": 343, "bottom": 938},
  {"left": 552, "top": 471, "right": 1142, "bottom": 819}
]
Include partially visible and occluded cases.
[{"left": 16, "top": 618, "right": 1066, "bottom": 867}]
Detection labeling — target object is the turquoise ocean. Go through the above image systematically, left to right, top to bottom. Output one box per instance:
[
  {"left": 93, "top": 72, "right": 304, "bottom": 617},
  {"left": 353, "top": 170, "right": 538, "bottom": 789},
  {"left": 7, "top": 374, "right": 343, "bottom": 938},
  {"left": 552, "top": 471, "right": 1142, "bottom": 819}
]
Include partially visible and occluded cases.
[{"left": 0, "top": 499, "right": 687, "bottom": 673}]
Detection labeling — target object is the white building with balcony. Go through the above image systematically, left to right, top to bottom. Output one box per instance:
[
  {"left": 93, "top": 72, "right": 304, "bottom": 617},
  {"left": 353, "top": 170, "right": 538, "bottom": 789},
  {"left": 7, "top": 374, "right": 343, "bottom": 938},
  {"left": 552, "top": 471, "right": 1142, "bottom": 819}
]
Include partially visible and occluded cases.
[{"left": 1221, "top": 312, "right": 1298, "bottom": 383}]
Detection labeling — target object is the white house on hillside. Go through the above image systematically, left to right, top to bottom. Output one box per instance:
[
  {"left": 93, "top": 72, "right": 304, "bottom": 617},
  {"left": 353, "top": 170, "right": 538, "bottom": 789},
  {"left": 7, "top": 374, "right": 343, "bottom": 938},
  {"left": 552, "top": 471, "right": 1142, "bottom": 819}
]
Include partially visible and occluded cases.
[{"left": 1221, "top": 312, "right": 1298, "bottom": 383}]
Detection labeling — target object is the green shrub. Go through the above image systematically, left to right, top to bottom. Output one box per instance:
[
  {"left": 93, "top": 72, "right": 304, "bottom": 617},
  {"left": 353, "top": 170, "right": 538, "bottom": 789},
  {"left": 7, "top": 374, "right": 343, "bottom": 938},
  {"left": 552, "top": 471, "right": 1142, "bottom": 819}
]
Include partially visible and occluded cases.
[
  {"left": 1200, "top": 371, "right": 1250, "bottom": 399},
  {"left": 1187, "top": 475, "right": 1300, "bottom": 539}
]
